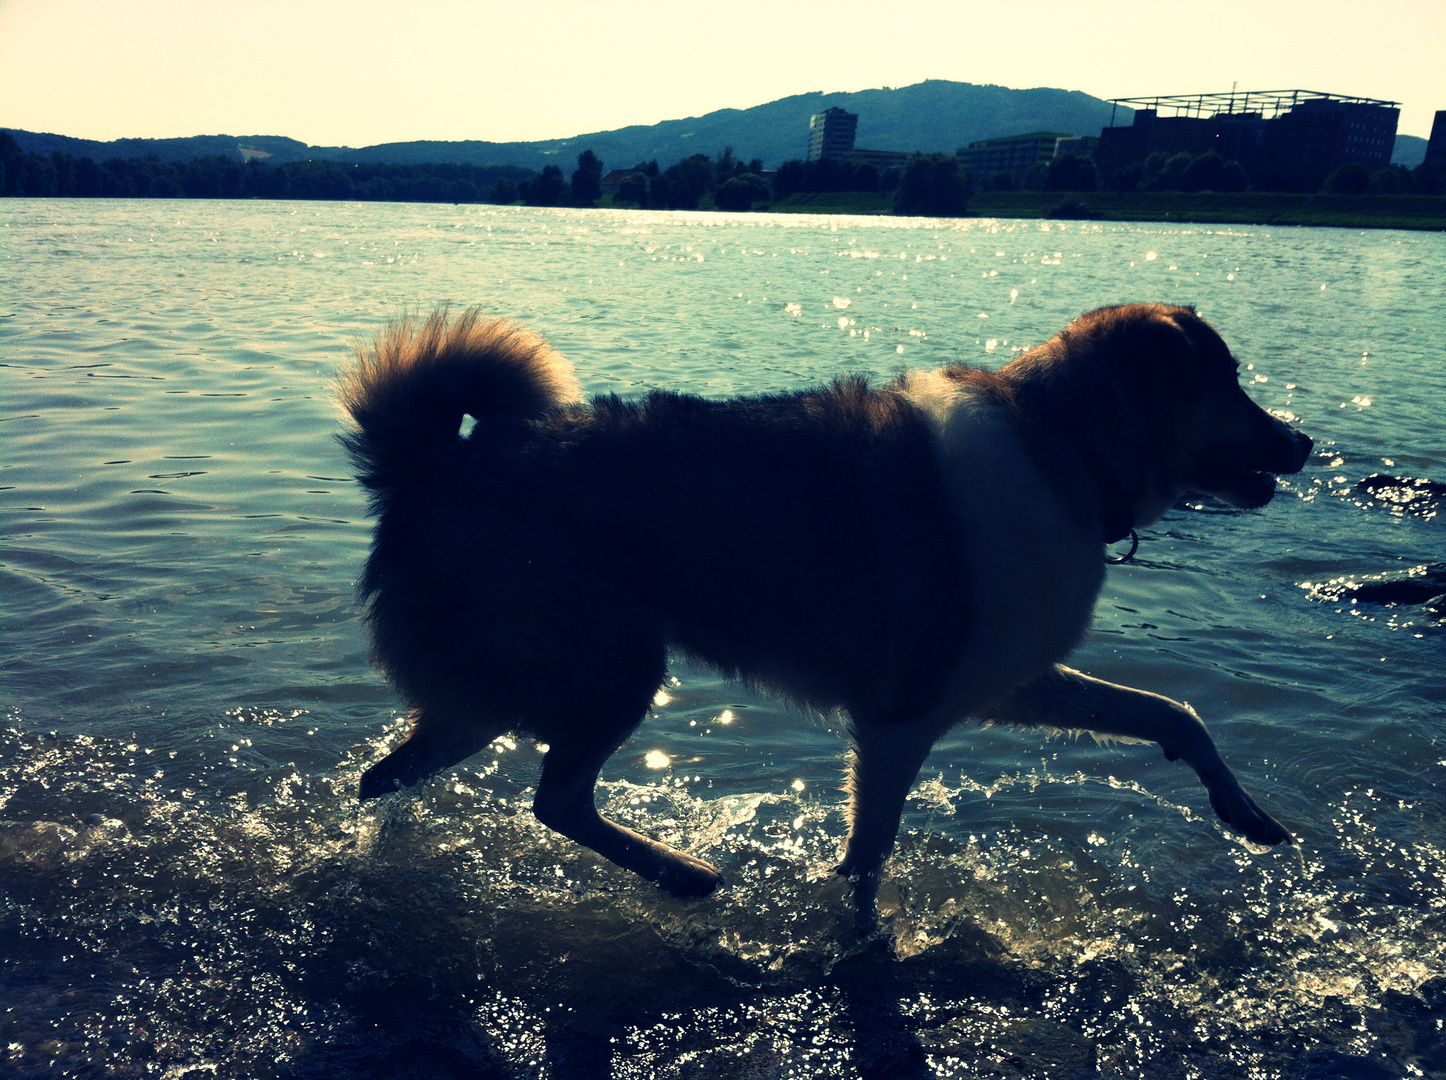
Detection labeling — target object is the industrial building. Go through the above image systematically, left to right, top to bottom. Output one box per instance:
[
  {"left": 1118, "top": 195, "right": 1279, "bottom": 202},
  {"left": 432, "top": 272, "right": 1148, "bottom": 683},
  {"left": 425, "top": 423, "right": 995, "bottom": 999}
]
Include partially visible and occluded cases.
[
  {"left": 1096, "top": 89, "right": 1400, "bottom": 191},
  {"left": 1427, "top": 111, "right": 1446, "bottom": 168},
  {"left": 955, "top": 132, "right": 1097, "bottom": 181},
  {"left": 848, "top": 147, "right": 912, "bottom": 171}
]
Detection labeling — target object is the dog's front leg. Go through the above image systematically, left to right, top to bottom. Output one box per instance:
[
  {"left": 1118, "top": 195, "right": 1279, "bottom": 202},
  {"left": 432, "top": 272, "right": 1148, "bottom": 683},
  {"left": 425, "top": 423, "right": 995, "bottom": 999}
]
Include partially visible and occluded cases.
[
  {"left": 985, "top": 665, "right": 1293, "bottom": 845},
  {"left": 837, "top": 714, "right": 944, "bottom": 933},
  {"left": 533, "top": 737, "right": 725, "bottom": 897}
]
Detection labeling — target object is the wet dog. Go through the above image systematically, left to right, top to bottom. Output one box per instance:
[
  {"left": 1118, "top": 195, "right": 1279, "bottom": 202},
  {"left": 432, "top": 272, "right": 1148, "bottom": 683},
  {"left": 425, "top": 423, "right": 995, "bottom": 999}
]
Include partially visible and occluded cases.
[{"left": 339, "top": 303, "right": 1312, "bottom": 927}]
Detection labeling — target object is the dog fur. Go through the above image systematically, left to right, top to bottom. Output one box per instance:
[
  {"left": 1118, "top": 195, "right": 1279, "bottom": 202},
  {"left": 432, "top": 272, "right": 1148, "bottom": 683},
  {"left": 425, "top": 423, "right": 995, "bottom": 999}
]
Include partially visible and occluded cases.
[{"left": 339, "top": 303, "right": 1313, "bottom": 926}]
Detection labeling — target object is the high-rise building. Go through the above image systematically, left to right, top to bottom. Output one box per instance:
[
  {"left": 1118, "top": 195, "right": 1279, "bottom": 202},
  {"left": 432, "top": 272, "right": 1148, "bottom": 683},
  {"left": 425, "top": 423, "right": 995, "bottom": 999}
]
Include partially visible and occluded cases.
[{"left": 807, "top": 108, "right": 859, "bottom": 162}]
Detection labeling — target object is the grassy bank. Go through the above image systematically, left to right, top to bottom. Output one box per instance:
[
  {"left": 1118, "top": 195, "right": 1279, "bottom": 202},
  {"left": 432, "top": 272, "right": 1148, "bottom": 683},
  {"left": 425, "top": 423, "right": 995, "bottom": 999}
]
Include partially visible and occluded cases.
[
  {"left": 758, "top": 190, "right": 1446, "bottom": 230},
  {"left": 970, "top": 191, "right": 1446, "bottom": 230},
  {"left": 765, "top": 192, "right": 896, "bottom": 215}
]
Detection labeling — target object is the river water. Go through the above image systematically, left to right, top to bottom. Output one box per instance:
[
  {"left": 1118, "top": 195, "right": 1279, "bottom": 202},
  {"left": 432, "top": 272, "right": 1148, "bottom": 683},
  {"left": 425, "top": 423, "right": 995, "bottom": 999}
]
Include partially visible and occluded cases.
[{"left": 2, "top": 198, "right": 1444, "bottom": 1078}]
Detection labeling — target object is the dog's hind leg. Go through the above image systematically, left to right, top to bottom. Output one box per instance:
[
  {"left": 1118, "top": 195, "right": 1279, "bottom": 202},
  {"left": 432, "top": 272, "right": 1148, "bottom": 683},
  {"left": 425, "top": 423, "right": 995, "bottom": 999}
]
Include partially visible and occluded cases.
[
  {"left": 985, "top": 665, "right": 1293, "bottom": 846},
  {"left": 359, "top": 708, "right": 499, "bottom": 799},
  {"left": 837, "top": 714, "right": 946, "bottom": 932},
  {"left": 533, "top": 732, "right": 725, "bottom": 898}
]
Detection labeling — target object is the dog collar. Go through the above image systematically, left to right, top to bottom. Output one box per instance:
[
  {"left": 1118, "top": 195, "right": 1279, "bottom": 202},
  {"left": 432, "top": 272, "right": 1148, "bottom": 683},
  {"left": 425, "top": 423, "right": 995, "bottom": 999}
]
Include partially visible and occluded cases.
[{"left": 1105, "top": 529, "right": 1139, "bottom": 564}]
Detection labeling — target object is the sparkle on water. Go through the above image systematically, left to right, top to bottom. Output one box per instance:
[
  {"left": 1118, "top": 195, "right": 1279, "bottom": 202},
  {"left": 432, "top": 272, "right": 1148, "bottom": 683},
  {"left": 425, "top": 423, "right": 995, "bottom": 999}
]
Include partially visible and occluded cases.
[{"left": 2, "top": 199, "right": 1443, "bottom": 1078}]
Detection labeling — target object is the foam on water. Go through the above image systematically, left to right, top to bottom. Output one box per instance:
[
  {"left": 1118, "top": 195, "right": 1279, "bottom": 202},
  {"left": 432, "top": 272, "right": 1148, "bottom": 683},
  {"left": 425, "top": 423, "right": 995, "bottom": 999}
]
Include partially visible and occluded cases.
[{"left": 2, "top": 719, "right": 1444, "bottom": 1077}]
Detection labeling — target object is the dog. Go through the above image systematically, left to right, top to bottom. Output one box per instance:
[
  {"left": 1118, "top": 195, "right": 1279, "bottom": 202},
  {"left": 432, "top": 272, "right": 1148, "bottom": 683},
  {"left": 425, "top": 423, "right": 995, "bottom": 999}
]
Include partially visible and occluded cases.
[{"left": 339, "top": 302, "right": 1313, "bottom": 928}]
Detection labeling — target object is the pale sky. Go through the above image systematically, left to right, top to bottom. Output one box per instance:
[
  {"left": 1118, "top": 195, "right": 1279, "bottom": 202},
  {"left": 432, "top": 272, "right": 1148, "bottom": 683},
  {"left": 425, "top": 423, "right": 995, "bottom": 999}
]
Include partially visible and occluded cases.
[{"left": 2, "top": 0, "right": 1442, "bottom": 145}]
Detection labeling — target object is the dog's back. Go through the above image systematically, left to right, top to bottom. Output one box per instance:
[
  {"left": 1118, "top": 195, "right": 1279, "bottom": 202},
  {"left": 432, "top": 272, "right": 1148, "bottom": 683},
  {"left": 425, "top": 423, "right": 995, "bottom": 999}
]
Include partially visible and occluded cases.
[
  {"left": 340, "top": 311, "right": 975, "bottom": 773},
  {"left": 584, "top": 383, "right": 974, "bottom": 720}
]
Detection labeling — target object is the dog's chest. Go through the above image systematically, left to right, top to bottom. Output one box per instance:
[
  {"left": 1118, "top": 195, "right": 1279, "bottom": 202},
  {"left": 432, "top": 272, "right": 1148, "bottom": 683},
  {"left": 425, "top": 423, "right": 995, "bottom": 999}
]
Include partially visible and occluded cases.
[{"left": 904, "top": 374, "right": 1104, "bottom": 705}]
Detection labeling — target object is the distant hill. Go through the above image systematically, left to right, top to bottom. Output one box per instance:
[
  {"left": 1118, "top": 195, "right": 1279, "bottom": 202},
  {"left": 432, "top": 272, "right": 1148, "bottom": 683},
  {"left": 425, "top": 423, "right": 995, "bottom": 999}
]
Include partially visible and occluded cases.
[
  {"left": 4, "top": 80, "right": 1124, "bottom": 173},
  {"left": 338, "top": 82, "right": 1127, "bottom": 172},
  {"left": 16, "top": 83, "right": 1425, "bottom": 176},
  {"left": 4, "top": 130, "right": 350, "bottom": 166},
  {"left": 1392, "top": 134, "right": 1428, "bottom": 167}
]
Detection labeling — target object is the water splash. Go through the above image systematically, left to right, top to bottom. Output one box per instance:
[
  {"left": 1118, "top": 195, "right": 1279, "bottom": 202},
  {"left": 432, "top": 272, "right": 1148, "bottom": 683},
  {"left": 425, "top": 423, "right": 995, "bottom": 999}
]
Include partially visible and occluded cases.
[{"left": 3, "top": 727, "right": 1443, "bottom": 1077}]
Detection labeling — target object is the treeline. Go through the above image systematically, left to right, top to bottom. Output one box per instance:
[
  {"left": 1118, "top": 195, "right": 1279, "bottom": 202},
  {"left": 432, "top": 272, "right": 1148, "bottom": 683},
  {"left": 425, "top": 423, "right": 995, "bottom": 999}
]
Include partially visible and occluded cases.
[
  {"left": 12, "top": 126, "right": 1433, "bottom": 212},
  {"left": 1, "top": 127, "right": 977, "bottom": 216},
  {"left": 0, "top": 131, "right": 531, "bottom": 202},
  {"left": 516, "top": 147, "right": 774, "bottom": 211},
  {"left": 595, "top": 148, "right": 972, "bottom": 216},
  {"left": 1097, "top": 150, "right": 1445, "bottom": 197},
  {"left": 1317, "top": 161, "right": 1445, "bottom": 196}
]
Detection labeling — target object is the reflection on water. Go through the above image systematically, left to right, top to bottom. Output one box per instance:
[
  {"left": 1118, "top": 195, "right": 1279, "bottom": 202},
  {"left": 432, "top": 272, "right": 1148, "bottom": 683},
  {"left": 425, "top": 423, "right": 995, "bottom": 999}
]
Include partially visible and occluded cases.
[{"left": 2, "top": 200, "right": 1445, "bottom": 1077}]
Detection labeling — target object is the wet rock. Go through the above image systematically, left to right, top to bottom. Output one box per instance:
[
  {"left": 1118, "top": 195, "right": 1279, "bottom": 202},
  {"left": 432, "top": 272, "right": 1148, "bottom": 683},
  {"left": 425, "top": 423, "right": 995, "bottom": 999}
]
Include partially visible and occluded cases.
[
  {"left": 1354, "top": 473, "right": 1444, "bottom": 518},
  {"left": 1302, "top": 563, "right": 1446, "bottom": 614},
  {"left": 0, "top": 820, "right": 78, "bottom": 872},
  {"left": 1418, "top": 974, "right": 1446, "bottom": 1012},
  {"left": 1380, "top": 977, "right": 1446, "bottom": 1016}
]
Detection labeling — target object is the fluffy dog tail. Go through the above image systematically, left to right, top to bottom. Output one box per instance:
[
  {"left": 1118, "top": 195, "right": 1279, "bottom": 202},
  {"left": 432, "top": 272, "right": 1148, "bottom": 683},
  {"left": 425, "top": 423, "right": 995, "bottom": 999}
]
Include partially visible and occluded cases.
[{"left": 338, "top": 308, "right": 580, "bottom": 493}]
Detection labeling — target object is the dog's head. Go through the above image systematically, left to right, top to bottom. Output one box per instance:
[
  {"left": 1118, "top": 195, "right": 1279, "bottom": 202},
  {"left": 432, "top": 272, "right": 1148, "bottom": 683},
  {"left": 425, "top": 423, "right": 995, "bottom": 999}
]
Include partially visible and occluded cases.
[
  {"left": 1010, "top": 304, "right": 1314, "bottom": 533},
  {"left": 1143, "top": 305, "right": 1314, "bottom": 512}
]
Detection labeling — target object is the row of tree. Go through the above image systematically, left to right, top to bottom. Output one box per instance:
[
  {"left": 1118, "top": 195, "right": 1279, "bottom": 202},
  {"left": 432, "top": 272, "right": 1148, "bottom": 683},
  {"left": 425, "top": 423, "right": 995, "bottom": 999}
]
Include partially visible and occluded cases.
[
  {"left": 0, "top": 129, "right": 972, "bottom": 214},
  {"left": 7, "top": 129, "right": 1441, "bottom": 210},
  {"left": 0, "top": 132, "right": 533, "bottom": 202},
  {"left": 494, "top": 147, "right": 775, "bottom": 211},
  {"left": 588, "top": 148, "right": 970, "bottom": 215},
  {"left": 990, "top": 149, "right": 1445, "bottom": 197},
  {"left": 1099, "top": 150, "right": 1445, "bottom": 197},
  {"left": 1107, "top": 151, "right": 1249, "bottom": 194},
  {"left": 1320, "top": 161, "right": 1445, "bottom": 196}
]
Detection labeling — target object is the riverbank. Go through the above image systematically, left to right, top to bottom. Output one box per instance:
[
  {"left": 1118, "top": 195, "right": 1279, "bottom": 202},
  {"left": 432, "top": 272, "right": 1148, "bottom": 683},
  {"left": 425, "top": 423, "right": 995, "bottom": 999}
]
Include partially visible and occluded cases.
[{"left": 761, "top": 190, "right": 1446, "bottom": 230}]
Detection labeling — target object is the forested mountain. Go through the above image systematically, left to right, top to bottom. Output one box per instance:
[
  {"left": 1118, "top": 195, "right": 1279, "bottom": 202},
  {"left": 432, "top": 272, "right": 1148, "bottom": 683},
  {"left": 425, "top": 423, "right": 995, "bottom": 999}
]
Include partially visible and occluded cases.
[
  {"left": 6, "top": 80, "right": 1124, "bottom": 172},
  {"left": 6, "top": 131, "right": 341, "bottom": 165}
]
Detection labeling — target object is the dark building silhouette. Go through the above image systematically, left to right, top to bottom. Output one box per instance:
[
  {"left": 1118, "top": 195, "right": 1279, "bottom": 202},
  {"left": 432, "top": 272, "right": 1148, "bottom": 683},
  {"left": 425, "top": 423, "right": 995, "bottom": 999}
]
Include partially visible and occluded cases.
[
  {"left": 1096, "top": 90, "right": 1400, "bottom": 191},
  {"left": 807, "top": 107, "right": 859, "bottom": 162},
  {"left": 805, "top": 108, "right": 910, "bottom": 170},
  {"left": 1427, "top": 111, "right": 1446, "bottom": 168},
  {"left": 957, "top": 131, "right": 1073, "bottom": 179},
  {"left": 850, "top": 147, "right": 911, "bottom": 170}
]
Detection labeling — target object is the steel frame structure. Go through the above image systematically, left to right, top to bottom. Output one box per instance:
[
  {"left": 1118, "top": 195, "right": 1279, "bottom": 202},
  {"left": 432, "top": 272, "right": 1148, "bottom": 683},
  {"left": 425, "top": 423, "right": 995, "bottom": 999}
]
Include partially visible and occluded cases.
[{"left": 1107, "top": 89, "right": 1400, "bottom": 127}]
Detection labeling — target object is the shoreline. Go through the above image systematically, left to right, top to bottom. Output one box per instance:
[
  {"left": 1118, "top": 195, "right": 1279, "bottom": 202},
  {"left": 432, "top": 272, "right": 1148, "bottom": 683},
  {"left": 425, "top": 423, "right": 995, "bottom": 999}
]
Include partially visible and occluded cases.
[
  {"left": 763, "top": 190, "right": 1446, "bottom": 230},
  {"left": 9, "top": 191, "right": 1445, "bottom": 231}
]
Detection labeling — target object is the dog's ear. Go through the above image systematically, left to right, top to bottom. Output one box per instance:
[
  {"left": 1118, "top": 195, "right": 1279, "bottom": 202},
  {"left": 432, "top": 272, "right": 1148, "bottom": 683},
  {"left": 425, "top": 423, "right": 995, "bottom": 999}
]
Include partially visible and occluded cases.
[
  {"left": 1159, "top": 308, "right": 1237, "bottom": 380},
  {"left": 1090, "top": 309, "right": 1236, "bottom": 402},
  {"left": 1111, "top": 311, "right": 1198, "bottom": 377}
]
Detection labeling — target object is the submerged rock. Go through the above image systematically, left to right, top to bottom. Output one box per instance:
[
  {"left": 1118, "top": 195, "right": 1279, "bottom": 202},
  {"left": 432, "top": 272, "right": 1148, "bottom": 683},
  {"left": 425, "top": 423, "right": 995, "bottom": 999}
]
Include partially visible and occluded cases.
[
  {"left": 1354, "top": 473, "right": 1445, "bottom": 519},
  {"left": 1302, "top": 563, "right": 1446, "bottom": 615},
  {"left": 0, "top": 820, "right": 78, "bottom": 873}
]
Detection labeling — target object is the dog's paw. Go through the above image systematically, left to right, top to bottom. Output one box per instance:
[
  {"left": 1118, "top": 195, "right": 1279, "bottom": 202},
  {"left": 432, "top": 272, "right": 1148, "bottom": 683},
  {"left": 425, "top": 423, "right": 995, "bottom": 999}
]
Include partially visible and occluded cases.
[
  {"left": 358, "top": 767, "right": 404, "bottom": 800},
  {"left": 1209, "top": 782, "right": 1294, "bottom": 846},
  {"left": 655, "top": 852, "right": 725, "bottom": 898},
  {"left": 832, "top": 858, "right": 881, "bottom": 933},
  {"left": 849, "top": 872, "right": 881, "bottom": 935}
]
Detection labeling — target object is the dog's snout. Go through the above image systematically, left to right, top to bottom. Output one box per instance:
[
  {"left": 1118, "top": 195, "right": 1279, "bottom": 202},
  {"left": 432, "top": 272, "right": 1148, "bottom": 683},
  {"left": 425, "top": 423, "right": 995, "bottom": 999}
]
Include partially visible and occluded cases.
[
  {"left": 1256, "top": 408, "right": 1312, "bottom": 474},
  {"left": 1287, "top": 427, "right": 1313, "bottom": 472},
  {"left": 1295, "top": 429, "right": 1313, "bottom": 458}
]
